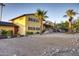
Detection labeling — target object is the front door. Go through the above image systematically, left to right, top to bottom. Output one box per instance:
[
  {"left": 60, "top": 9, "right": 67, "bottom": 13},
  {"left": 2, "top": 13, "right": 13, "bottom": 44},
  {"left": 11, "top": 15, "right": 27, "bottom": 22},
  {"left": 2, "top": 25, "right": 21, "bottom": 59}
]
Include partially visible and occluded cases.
[{"left": 14, "top": 26, "right": 19, "bottom": 35}]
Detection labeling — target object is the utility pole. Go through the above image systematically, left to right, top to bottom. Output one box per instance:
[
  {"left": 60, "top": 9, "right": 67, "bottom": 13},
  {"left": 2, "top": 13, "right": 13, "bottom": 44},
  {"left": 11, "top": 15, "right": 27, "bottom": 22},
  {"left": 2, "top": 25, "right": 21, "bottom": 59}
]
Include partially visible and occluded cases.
[{"left": 0, "top": 3, "right": 5, "bottom": 21}]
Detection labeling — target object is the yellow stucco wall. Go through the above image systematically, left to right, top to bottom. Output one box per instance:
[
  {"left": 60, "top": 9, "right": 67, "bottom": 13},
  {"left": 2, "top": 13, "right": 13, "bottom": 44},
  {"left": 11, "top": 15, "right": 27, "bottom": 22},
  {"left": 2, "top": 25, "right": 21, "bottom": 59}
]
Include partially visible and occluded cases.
[
  {"left": 11, "top": 14, "right": 43, "bottom": 35},
  {"left": 26, "top": 15, "right": 42, "bottom": 33},
  {"left": 11, "top": 16, "right": 26, "bottom": 35},
  {"left": 0, "top": 26, "right": 14, "bottom": 34}
]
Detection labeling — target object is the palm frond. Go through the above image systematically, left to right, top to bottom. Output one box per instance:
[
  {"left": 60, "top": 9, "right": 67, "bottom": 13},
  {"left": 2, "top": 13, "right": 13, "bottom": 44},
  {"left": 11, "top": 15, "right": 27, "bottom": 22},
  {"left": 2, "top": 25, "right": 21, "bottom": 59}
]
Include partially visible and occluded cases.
[
  {"left": 36, "top": 9, "right": 48, "bottom": 19},
  {"left": 65, "top": 9, "right": 78, "bottom": 17},
  {"left": 44, "top": 11, "right": 47, "bottom": 15},
  {"left": 63, "top": 15, "right": 67, "bottom": 17},
  {"left": 44, "top": 16, "right": 48, "bottom": 18}
]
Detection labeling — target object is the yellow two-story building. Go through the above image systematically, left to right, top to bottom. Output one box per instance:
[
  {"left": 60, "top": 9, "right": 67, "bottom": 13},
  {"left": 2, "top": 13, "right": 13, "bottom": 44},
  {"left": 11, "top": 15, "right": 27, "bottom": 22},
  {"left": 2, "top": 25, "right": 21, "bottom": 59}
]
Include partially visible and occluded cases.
[{"left": 10, "top": 13, "right": 44, "bottom": 35}]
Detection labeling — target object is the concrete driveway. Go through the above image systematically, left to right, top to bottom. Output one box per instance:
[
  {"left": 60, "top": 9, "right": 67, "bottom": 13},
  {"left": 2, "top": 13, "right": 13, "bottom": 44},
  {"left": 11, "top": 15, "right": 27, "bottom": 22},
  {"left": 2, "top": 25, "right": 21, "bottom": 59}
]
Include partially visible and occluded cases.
[{"left": 0, "top": 33, "right": 79, "bottom": 56}]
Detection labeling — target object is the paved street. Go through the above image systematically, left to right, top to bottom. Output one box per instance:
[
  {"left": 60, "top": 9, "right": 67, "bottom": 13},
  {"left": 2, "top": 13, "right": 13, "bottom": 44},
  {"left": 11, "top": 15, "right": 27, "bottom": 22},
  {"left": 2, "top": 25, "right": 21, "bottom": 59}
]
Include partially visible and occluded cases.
[{"left": 0, "top": 33, "right": 79, "bottom": 56}]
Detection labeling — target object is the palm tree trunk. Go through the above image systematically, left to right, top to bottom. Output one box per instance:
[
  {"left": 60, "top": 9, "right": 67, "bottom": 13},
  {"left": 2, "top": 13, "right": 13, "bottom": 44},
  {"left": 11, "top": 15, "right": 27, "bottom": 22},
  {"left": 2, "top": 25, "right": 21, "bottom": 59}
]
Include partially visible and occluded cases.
[
  {"left": 68, "top": 17, "right": 73, "bottom": 33},
  {"left": 41, "top": 19, "right": 43, "bottom": 33},
  {"left": 68, "top": 20, "right": 73, "bottom": 33}
]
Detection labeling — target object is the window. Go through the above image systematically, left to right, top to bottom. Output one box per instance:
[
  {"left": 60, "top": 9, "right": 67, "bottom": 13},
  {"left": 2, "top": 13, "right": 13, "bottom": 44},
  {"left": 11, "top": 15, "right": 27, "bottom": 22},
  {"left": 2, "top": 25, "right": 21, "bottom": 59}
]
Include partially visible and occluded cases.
[
  {"left": 28, "top": 17, "right": 39, "bottom": 22},
  {"left": 28, "top": 18, "right": 32, "bottom": 21},
  {"left": 35, "top": 20, "right": 39, "bottom": 22},
  {"left": 28, "top": 27, "right": 40, "bottom": 30},
  {"left": 28, "top": 27, "right": 32, "bottom": 30},
  {"left": 36, "top": 27, "right": 40, "bottom": 30}
]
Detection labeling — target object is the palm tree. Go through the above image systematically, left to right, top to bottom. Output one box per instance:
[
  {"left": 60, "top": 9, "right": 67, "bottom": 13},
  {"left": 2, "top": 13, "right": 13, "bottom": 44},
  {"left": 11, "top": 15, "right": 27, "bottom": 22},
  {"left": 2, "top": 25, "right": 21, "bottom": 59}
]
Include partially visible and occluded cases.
[
  {"left": 35, "top": 9, "right": 48, "bottom": 33},
  {"left": 64, "top": 9, "right": 78, "bottom": 33}
]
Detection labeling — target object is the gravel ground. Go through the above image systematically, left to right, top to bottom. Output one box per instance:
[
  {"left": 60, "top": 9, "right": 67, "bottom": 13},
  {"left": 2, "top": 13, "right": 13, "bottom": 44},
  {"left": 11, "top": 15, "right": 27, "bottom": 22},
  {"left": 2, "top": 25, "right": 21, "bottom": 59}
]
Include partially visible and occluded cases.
[{"left": 0, "top": 33, "right": 79, "bottom": 56}]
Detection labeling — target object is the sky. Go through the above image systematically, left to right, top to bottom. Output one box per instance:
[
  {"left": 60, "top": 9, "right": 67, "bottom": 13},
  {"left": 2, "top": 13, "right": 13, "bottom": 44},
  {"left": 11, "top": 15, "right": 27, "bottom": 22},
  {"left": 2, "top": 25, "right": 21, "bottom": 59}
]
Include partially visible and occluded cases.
[{"left": 0, "top": 3, "right": 79, "bottom": 23}]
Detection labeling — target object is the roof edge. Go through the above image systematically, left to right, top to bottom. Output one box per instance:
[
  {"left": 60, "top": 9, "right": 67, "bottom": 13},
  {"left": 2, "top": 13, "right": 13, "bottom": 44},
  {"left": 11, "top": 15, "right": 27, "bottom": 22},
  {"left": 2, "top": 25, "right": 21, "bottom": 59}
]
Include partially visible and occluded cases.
[{"left": 10, "top": 13, "right": 35, "bottom": 21}]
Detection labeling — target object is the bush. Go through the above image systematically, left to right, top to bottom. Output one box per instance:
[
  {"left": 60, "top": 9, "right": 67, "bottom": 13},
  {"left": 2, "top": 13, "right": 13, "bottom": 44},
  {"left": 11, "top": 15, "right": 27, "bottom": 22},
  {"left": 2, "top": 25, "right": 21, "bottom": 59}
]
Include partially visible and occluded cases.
[
  {"left": 1, "top": 30, "right": 12, "bottom": 38},
  {"left": 1, "top": 30, "right": 7, "bottom": 36},
  {"left": 7, "top": 31, "right": 12, "bottom": 36},
  {"left": 26, "top": 32, "right": 33, "bottom": 35},
  {"left": 35, "top": 32, "right": 40, "bottom": 34}
]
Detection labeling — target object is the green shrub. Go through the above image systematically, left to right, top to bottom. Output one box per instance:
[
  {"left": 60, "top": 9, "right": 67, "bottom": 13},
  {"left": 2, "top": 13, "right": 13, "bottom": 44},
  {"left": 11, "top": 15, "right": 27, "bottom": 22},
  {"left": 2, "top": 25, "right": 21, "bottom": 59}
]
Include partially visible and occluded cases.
[
  {"left": 1, "top": 30, "right": 7, "bottom": 36},
  {"left": 1, "top": 30, "right": 12, "bottom": 37},
  {"left": 7, "top": 31, "right": 12, "bottom": 36},
  {"left": 26, "top": 32, "right": 33, "bottom": 35},
  {"left": 35, "top": 32, "right": 40, "bottom": 34}
]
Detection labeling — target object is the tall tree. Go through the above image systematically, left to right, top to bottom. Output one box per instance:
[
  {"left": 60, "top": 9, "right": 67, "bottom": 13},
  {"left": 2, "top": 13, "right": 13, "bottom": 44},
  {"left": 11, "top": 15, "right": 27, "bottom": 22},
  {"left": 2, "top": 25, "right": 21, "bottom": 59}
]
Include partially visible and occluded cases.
[
  {"left": 35, "top": 9, "right": 48, "bottom": 33},
  {"left": 64, "top": 9, "right": 78, "bottom": 33}
]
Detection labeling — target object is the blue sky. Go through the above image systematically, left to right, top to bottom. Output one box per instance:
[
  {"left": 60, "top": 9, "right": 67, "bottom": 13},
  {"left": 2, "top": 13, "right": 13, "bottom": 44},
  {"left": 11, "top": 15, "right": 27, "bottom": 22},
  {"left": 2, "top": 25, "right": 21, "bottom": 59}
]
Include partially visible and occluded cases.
[{"left": 1, "top": 3, "right": 79, "bottom": 23}]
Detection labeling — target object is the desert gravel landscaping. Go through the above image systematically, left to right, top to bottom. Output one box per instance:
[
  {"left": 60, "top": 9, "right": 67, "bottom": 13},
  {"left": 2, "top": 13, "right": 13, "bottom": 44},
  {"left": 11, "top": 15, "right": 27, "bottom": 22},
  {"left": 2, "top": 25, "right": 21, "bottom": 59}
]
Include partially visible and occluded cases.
[{"left": 0, "top": 33, "right": 79, "bottom": 56}]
